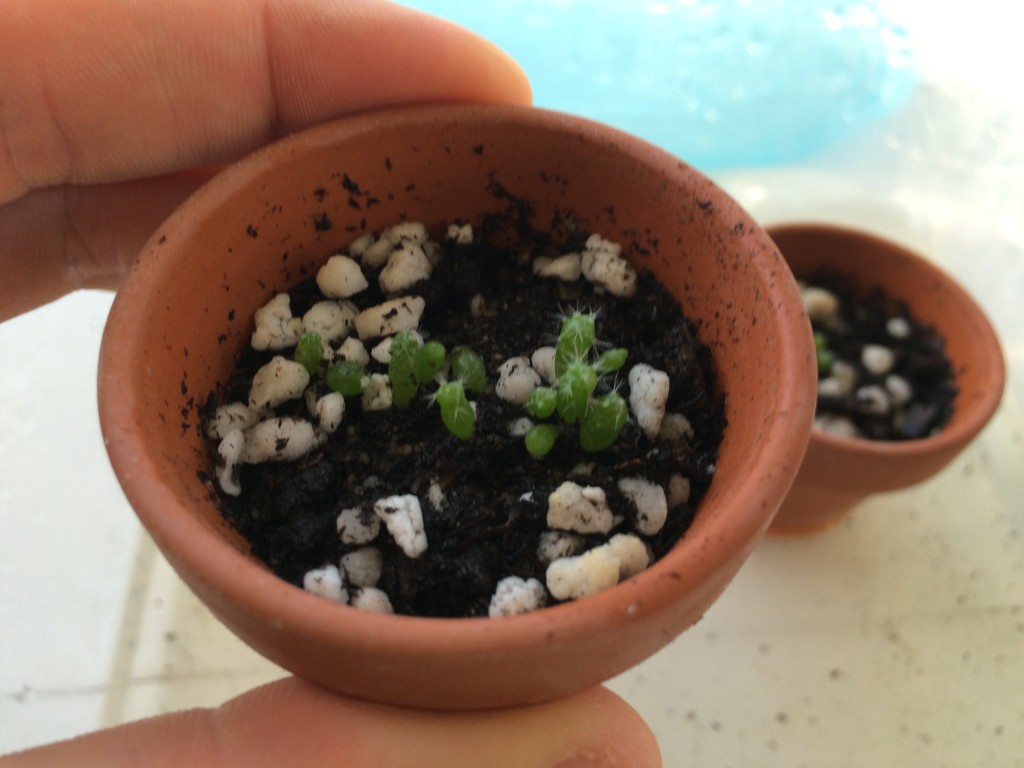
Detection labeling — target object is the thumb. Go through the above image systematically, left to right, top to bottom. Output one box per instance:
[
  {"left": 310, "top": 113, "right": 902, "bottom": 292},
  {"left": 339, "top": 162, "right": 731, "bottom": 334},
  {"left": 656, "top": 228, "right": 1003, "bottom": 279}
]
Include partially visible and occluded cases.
[{"left": 1, "top": 679, "right": 662, "bottom": 768}]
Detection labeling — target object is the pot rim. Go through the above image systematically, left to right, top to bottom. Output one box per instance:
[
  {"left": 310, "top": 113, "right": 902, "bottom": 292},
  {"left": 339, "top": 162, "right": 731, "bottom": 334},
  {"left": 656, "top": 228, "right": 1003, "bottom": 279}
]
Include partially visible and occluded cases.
[
  {"left": 99, "top": 103, "right": 815, "bottom": 657},
  {"left": 767, "top": 221, "right": 1005, "bottom": 459}
]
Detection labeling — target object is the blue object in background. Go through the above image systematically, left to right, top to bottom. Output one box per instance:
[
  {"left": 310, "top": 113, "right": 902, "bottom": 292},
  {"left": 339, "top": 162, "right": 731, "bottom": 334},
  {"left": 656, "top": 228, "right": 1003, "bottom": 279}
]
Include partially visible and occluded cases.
[{"left": 401, "top": 0, "right": 918, "bottom": 170}]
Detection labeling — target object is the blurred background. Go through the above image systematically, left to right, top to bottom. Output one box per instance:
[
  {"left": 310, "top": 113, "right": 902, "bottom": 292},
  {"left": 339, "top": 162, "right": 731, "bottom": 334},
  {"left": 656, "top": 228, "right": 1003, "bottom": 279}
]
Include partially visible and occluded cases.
[
  {"left": 404, "top": 0, "right": 920, "bottom": 170},
  {"left": 2, "top": 1, "right": 1022, "bottom": 764}
]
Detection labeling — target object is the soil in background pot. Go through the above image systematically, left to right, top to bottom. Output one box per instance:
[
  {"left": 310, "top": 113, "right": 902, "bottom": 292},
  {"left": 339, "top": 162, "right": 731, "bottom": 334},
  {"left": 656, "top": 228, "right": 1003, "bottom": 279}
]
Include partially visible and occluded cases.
[{"left": 804, "top": 271, "right": 957, "bottom": 441}]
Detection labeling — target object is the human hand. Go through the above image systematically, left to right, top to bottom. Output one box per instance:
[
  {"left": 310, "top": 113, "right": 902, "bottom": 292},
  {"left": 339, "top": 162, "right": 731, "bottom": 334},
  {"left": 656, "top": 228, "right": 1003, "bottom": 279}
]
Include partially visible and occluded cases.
[
  {"left": 0, "top": 0, "right": 531, "bottom": 321},
  {"left": 0, "top": 1, "right": 661, "bottom": 765},
  {"left": 2, "top": 677, "right": 661, "bottom": 767}
]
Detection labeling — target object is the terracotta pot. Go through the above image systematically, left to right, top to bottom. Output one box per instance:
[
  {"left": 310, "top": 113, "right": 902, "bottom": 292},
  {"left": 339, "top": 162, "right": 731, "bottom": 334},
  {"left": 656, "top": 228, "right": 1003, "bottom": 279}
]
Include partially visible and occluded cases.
[
  {"left": 98, "top": 104, "right": 816, "bottom": 709},
  {"left": 767, "top": 223, "right": 1005, "bottom": 536}
]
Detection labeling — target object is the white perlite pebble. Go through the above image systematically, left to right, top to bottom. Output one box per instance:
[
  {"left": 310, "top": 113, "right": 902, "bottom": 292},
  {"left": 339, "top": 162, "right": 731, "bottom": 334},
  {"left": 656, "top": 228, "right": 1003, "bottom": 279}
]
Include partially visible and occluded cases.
[
  {"left": 383, "top": 221, "right": 429, "bottom": 246},
  {"left": 356, "top": 223, "right": 432, "bottom": 270},
  {"left": 446, "top": 223, "right": 473, "bottom": 244},
  {"left": 347, "top": 233, "right": 376, "bottom": 259},
  {"left": 581, "top": 235, "right": 637, "bottom": 297},
  {"left": 361, "top": 236, "right": 395, "bottom": 268},
  {"left": 379, "top": 242, "right": 433, "bottom": 294},
  {"left": 533, "top": 253, "right": 582, "bottom": 282},
  {"left": 316, "top": 254, "right": 369, "bottom": 298},
  {"left": 800, "top": 285, "right": 840, "bottom": 324},
  {"left": 251, "top": 293, "right": 303, "bottom": 351},
  {"left": 469, "top": 293, "right": 489, "bottom": 320},
  {"left": 354, "top": 296, "right": 425, "bottom": 340},
  {"left": 302, "top": 300, "right": 357, "bottom": 343},
  {"left": 886, "top": 316, "right": 911, "bottom": 339},
  {"left": 336, "top": 337, "right": 370, "bottom": 366},
  {"left": 861, "top": 344, "right": 896, "bottom": 375},
  {"left": 531, "top": 346, "right": 557, "bottom": 384},
  {"left": 248, "top": 356, "right": 311, "bottom": 412},
  {"left": 495, "top": 356, "right": 542, "bottom": 405},
  {"left": 830, "top": 360, "right": 858, "bottom": 392},
  {"left": 628, "top": 363, "right": 670, "bottom": 440},
  {"left": 819, "top": 364, "right": 858, "bottom": 398},
  {"left": 361, "top": 373, "right": 393, "bottom": 411},
  {"left": 885, "top": 374, "right": 914, "bottom": 406},
  {"left": 817, "top": 377, "right": 848, "bottom": 399},
  {"left": 855, "top": 385, "right": 891, "bottom": 416},
  {"left": 304, "top": 386, "right": 322, "bottom": 420},
  {"left": 312, "top": 392, "right": 345, "bottom": 434},
  {"left": 206, "top": 401, "right": 259, "bottom": 439},
  {"left": 658, "top": 412, "right": 693, "bottom": 443},
  {"left": 814, "top": 414, "right": 861, "bottom": 438},
  {"left": 243, "top": 417, "right": 322, "bottom": 463},
  {"left": 507, "top": 417, "right": 535, "bottom": 437},
  {"left": 216, "top": 428, "right": 245, "bottom": 496},
  {"left": 667, "top": 474, "right": 691, "bottom": 507},
  {"left": 618, "top": 477, "right": 668, "bottom": 535},
  {"left": 546, "top": 481, "right": 614, "bottom": 534},
  {"left": 427, "top": 482, "right": 445, "bottom": 511},
  {"left": 374, "top": 494, "right": 428, "bottom": 558},
  {"left": 336, "top": 506, "right": 381, "bottom": 545},
  {"left": 536, "top": 530, "right": 586, "bottom": 564},
  {"left": 546, "top": 533, "right": 653, "bottom": 602},
  {"left": 604, "top": 533, "right": 651, "bottom": 579},
  {"left": 546, "top": 546, "right": 621, "bottom": 601},
  {"left": 341, "top": 547, "right": 384, "bottom": 587},
  {"left": 303, "top": 564, "right": 348, "bottom": 603},
  {"left": 489, "top": 576, "right": 548, "bottom": 617},
  {"left": 351, "top": 587, "right": 394, "bottom": 614}
]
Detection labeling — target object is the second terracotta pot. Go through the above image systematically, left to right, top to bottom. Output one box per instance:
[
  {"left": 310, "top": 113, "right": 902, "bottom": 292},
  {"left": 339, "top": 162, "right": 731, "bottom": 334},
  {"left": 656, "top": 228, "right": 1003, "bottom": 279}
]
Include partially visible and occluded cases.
[{"left": 767, "top": 223, "right": 1005, "bottom": 536}]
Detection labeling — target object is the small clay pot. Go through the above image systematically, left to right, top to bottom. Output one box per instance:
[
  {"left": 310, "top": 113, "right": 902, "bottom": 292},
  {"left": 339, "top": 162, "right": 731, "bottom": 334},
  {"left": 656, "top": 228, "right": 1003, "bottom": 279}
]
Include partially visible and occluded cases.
[
  {"left": 98, "top": 104, "right": 816, "bottom": 709},
  {"left": 767, "top": 223, "right": 1005, "bottom": 536}
]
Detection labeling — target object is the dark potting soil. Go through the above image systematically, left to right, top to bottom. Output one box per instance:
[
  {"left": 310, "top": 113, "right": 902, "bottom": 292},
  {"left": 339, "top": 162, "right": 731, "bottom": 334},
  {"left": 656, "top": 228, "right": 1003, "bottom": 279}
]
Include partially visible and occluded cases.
[
  {"left": 208, "top": 218, "right": 725, "bottom": 618},
  {"left": 808, "top": 271, "right": 957, "bottom": 440}
]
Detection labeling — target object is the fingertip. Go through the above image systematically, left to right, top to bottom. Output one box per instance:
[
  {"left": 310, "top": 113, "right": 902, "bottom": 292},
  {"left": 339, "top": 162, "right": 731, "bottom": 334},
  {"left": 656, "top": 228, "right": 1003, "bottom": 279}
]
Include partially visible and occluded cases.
[
  {"left": 354, "top": 0, "right": 534, "bottom": 110},
  {"left": 466, "top": 33, "right": 534, "bottom": 106},
  {"left": 217, "top": 679, "right": 662, "bottom": 768},
  {"left": 544, "top": 686, "right": 663, "bottom": 768}
]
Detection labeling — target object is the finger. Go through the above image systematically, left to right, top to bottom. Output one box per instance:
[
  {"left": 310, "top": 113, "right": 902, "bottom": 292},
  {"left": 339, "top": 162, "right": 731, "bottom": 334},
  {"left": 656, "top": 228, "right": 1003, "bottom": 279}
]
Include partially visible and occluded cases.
[
  {"left": 0, "top": 0, "right": 532, "bottom": 204},
  {"left": 0, "top": 171, "right": 216, "bottom": 321},
  {"left": 1, "top": 680, "right": 662, "bottom": 768}
]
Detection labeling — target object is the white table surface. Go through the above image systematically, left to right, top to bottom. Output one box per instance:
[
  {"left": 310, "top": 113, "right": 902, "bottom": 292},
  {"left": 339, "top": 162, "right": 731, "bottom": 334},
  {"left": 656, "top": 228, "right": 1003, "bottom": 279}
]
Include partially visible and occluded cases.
[{"left": 2, "top": 1, "right": 1022, "bottom": 764}]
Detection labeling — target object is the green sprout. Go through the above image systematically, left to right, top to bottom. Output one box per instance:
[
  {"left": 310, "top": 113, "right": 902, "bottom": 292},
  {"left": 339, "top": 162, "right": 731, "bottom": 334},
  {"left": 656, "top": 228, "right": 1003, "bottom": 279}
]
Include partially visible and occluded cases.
[
  {"left": 524, "top": 310, "right": 630, "bottom": 456},
  {"left": 554, "top": 311, "right": 596, "bottom": 377},
  {"left": 292, "top": 326, "right": 484, "bottom": 441},
  {"left": 384, "top": 331, "right": 484, "bottom": 439},
  {"left": 813, "top": 331, "right": 834, "bottom": 375},
  {"left": 294, "top": 332, "right": 324, "bottom": 375},
  {"left": 388, "top": 332, "right": 421, "bottom": 408},
  {"left": 388, "top": 332, "right": 452, "bottom": 409},
  {"left": 415, "top": 340, "right": 446, "bottom": 386},
  {"left": 437, "top": 346, "right": 485, "bottom": 439},
  {"left": 450, "top": 346, "right": 487, "bottom": 395},
  {"left": 593, "top": 347, "right": 628, "bottom": 376},
  {"left": 556, "top": 359, "right": 598, "bottom": 423},
  {"left": 325, "top": 360, "right": 367, "bottom": 396},
  {"left": 435, "top": 381, "right": 475, "bottom": 441},
  {"left": 525, "top": 387, "right": 557, "bottom": 420},
  {"left": 578, "top": 391, "right": 629, "bottom": 452},
  {"left": 524, "top": 423, "right": 560, "bottom": 459}
]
